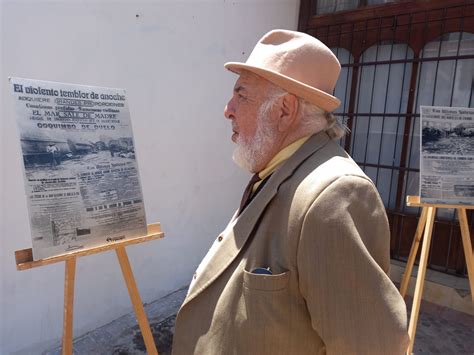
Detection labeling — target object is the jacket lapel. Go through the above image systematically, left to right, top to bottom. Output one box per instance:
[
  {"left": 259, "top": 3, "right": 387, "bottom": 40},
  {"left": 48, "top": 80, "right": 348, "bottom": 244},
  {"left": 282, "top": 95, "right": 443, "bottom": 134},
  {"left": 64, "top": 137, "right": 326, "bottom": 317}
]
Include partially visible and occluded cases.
[{"left": 182, "top": 132, "right": 331, "bottom": 306}]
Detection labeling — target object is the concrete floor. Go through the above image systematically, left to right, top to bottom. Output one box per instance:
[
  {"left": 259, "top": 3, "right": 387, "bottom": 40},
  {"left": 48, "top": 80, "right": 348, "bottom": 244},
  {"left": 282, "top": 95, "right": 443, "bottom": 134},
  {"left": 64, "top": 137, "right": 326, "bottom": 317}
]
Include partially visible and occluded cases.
[{"left": 43, "top": 287, "right": 474, "bottom": 355}]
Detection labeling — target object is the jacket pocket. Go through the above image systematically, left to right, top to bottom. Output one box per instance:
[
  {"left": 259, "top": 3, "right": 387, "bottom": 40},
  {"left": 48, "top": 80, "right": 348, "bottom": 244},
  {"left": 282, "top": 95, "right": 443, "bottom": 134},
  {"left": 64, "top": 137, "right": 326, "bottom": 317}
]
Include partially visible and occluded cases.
[
  {"left": 242, "top": 269, "right": 291, "bottom": 354},
  {"left": 243, "top": 269, "right": 290, "bottom": 291}
]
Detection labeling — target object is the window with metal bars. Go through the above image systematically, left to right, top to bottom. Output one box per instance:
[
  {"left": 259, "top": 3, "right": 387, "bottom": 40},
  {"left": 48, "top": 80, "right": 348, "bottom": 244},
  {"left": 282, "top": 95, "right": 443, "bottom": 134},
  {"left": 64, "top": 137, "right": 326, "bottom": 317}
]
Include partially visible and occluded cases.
[{"left": 299, "top": 0, "right": 474, "bottom": 276}]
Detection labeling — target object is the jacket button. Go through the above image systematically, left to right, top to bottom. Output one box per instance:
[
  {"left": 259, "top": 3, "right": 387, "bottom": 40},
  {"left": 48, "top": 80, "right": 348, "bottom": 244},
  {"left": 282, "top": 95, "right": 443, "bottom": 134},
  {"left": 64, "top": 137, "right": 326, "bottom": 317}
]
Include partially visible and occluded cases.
[
  {"left": 218, "top": 236, "right": 223, "bottom": 242},
  {"left": 193, "top": 272, "right": 197, "bottom": 279}
]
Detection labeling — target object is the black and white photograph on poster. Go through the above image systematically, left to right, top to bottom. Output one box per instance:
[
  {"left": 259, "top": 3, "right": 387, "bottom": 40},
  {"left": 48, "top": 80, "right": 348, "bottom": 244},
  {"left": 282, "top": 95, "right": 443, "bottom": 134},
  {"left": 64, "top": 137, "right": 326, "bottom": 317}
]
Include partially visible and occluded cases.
[
  {"left": 9, "top": 77, "right": 147, "bottom": 260},
  {"left": 420, "top": 105, "right": 474, "bottom": 206}
]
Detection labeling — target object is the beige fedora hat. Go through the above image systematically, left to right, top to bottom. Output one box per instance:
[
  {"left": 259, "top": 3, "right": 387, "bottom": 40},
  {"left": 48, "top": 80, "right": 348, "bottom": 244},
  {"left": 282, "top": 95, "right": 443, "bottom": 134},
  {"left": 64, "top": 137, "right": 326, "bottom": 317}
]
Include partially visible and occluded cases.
[{"left": 225, "top": 29, "right": 341, "bottom": 112}]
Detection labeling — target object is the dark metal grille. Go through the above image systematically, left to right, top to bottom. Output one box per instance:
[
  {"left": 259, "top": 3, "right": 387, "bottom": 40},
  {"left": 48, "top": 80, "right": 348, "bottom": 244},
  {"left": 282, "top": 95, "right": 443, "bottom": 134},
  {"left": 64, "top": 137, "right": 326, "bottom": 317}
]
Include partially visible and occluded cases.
[{"left": 299, "top": 0, "right": 474, "bottom": 276}]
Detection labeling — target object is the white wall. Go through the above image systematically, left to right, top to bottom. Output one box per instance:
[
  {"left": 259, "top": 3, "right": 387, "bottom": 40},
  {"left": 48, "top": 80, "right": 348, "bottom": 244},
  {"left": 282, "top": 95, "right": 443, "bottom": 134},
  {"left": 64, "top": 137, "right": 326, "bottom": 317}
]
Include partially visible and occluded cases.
[{"left": 0, "top": 0, "right": 300, "bottom": 353}]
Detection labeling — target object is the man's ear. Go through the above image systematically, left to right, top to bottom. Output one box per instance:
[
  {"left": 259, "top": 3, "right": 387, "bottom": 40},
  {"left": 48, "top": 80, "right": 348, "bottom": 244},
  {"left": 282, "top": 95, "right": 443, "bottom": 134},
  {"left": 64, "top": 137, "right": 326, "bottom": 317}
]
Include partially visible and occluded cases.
[{"left": 278, "top": 94, "right": 299, "bottom": 132}]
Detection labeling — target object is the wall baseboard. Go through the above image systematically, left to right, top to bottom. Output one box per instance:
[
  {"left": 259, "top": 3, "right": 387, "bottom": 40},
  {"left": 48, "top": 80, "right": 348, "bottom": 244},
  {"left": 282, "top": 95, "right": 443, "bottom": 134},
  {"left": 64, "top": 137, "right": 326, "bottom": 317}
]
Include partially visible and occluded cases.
[{"left": 390, "top": 260, "right": 473, "bottom": 316}]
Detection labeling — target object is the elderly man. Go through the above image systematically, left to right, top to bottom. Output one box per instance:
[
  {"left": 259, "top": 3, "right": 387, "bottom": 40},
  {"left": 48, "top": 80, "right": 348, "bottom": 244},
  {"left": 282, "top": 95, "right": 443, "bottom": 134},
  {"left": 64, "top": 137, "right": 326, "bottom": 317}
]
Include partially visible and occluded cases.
[{"left": 172, "top": 29, "right": 409, "bottom": 354}]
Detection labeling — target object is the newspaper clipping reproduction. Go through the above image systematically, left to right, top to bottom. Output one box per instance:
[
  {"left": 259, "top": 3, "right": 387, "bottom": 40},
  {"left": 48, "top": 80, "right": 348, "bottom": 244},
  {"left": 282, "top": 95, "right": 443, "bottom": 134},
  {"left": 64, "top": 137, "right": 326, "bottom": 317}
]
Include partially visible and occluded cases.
[
  {"left": 10, "top": 77, "right": 147, "bottom": 260},
  {"left": 420, "top": 105, "right": 474, "bottom": 206}
]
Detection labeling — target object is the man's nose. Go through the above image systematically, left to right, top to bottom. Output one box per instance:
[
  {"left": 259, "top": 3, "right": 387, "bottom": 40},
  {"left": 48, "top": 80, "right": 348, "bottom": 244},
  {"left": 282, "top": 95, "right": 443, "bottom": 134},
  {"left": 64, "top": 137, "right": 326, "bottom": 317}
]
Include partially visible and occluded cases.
[{"left": 224, "top": 98, "right": 234, "bottom": 120}]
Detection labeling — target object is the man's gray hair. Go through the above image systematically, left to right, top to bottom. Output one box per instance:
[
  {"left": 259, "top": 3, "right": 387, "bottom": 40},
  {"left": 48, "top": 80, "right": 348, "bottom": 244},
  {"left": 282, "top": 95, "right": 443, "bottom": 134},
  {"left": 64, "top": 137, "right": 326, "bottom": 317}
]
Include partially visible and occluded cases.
[{"left": 261, "top": 85, "right": 346, "bottom": 140}]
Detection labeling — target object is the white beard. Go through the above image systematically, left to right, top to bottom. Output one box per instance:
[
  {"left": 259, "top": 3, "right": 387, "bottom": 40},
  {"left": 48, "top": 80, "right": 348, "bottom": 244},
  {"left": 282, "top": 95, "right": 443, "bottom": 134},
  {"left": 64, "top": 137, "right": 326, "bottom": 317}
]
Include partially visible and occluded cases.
[{"left": 232, "top": 103, "right": 278, "bottom": 173}]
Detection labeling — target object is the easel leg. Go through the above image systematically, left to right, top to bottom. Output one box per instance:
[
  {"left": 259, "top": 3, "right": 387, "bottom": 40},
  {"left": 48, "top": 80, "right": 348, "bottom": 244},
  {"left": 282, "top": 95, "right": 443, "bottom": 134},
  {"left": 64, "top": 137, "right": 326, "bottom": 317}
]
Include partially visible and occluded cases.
[
  {"left": 407, "top": 206, "right": 436, "bottom": 355},
  {"left": 400, "top": 207, "right": 428, "bottom": 297},
  {"left": 457, "top": 208, "right": 474, "bottom": 304},
  {"left": 116, "top": 246, "right": 158, "bottom": 355},
  {"left": 62, "top": 258, "right": 76, "bottom": 355}
]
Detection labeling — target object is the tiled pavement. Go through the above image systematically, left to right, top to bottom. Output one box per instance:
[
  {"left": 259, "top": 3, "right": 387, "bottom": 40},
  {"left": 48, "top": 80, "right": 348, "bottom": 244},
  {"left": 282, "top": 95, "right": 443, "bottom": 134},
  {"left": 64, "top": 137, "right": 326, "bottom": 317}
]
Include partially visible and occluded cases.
[
  {"left": 44, "top": 287, "right": 474, "bottom": 355},
  {"left": 43, "top": 288, "right": 186, "bottom": 355},
  {"left": 407, "top": 297, "right": 474, "bottom": 354}
]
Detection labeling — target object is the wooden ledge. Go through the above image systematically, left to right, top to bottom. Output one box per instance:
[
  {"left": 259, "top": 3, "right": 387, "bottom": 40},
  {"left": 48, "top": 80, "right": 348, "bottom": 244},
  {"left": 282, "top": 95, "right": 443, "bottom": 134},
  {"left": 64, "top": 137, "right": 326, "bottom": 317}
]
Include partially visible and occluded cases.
[
  {"left": 407, "top": 196, "right": 474, "bottom": 210},
  {"left": 15, "top": 223, "right": 164, "bottom": 271}
]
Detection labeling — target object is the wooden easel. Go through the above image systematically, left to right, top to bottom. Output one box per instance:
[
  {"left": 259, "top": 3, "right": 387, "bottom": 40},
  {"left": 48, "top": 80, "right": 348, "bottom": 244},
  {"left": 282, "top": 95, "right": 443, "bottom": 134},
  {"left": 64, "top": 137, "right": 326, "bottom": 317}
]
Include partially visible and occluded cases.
[
  {"left": 399, "top": 196, "right": 474, "bottom": 354},
  {"left": 15, "top": 223, "right": 164, "bottom": 355}
]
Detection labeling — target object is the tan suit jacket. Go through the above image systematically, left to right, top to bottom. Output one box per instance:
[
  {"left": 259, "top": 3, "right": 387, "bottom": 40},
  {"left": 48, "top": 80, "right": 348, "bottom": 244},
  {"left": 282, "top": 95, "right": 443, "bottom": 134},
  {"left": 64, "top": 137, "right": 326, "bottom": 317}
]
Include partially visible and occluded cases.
[{"left": 173, "top": 132, "right": 409, "bottom": 355}]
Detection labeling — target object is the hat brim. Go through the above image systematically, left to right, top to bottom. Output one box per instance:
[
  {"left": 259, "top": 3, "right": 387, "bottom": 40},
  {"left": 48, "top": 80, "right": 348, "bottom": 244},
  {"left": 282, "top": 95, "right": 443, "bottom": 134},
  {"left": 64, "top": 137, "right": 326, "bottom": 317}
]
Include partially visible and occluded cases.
[{"left": 224, "top": 62, "right": 341, "bottom": 112}]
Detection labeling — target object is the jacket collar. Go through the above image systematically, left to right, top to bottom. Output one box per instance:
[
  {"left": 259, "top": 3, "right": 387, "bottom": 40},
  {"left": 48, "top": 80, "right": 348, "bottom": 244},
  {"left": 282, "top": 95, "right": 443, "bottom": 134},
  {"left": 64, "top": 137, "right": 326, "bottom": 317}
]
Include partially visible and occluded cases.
[{"left": 182, "top": 132, "right": 331, "bottom": 306}]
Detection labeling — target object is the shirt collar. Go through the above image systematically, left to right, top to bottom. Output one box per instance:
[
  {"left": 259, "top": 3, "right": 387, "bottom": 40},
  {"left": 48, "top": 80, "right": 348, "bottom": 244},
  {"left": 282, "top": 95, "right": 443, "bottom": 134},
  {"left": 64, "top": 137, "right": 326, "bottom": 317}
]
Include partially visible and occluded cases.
[{"left": 253, "top": 135, "right": 311, "bottom": 192}]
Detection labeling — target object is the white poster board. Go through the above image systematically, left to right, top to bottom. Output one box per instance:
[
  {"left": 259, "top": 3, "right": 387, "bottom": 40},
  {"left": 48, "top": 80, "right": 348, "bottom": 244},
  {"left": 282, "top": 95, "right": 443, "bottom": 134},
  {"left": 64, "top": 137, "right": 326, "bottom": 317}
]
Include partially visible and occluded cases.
[
  {"left": 10, "top": 77, "right": 147, "bottom": 260},
  {"left": 420, "top": 105, "right": 474, "bottom": 205}
]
